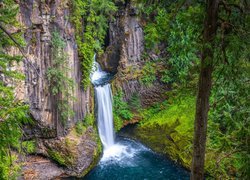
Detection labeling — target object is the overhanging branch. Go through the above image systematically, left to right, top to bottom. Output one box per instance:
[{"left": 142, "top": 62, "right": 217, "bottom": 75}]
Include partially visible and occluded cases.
[{"left": 0, "top": 23, "right": 41, "bottom": 78}]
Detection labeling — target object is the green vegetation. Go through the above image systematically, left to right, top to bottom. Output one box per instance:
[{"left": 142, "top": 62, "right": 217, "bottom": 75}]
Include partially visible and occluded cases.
[
  {"left": 0, "top": 0, "right": 31, "bottom": 179},
  {"left": 0, "top": 0, "right": 249, "bottom": 179},
  {"left": 70, "top": 0, "right": 117, "bottom": 89},
  {"left": 133, "top": 0, "right": 249, "bottom": 179},
  {"left": 138, "top": 1, "right": 202, "bottom": 85},
  {"left": 46, "top": 31, "right": 75, "bottom": 125},
  {"left": 139, "top": 61, "right": 157, "bottom": 86},
  {"left": 135, "top": 88, "right": 248, "bottom": 178},
  {"left": 113, "top": 89, "right": 133, "bottom": 131},
  {"left": 113, "top": 89, "right": 133, "bottom": 120},
  {"left": 128, "top": 92, "right": 141, "bottom": 112},
  {"left": 135, "top": 93, "right": 195, "bottom": 168},
  {"left": 83, "top": 113, "right": 95, "bottom": 127},
  {"left": 75, "top": 114, "right": 95, "bottom": 135},
  {"left": 75, "top": 121, "right": 87, "bottom": 135},
  {"left": 22, "top": 140, "right": 36, "bottom": 154},
  {"left": 48, "top": 149, "right": 75, "bottom": 167}
]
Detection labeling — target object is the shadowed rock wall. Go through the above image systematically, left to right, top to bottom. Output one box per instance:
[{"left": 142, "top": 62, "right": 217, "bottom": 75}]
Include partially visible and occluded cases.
[
  {"left": 16, "top": 0, "right": 91, "bottom": 137},
  {"left": 101, "top": 1, "right": 167, "bottom": 107}
]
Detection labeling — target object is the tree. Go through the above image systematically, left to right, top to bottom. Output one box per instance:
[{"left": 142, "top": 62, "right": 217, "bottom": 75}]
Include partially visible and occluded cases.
[
  {"left": 191, "top": 0, "right": 220, "bottom": 179},
  {"left": 0, "top": 1, "right": 31, "bottom": 178}
]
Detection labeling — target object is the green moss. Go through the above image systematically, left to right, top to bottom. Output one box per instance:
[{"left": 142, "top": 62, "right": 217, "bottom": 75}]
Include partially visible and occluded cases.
[
  {"left": 133, "top": 94, "right": 195, "bottom": 169},
  {"left": 75, "top": 121, "right": 87, "bottom": 135},
  {"left": 81, "top": 128, "right": 102, "bottom": 177},
  {"left": 22, "top": 140, "right": 36, "bottom": 154},
  {"left": 47, "top": 149, "right": 75, "bottom": 167}
]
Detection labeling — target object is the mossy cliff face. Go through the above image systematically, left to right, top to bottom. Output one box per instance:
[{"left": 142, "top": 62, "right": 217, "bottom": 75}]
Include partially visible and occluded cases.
[
  {"left": 120, "top": 94, "right": 224, "bottom": 177},
  {"left": 121, "top": 95, "right": 195, "bottom": 169}
]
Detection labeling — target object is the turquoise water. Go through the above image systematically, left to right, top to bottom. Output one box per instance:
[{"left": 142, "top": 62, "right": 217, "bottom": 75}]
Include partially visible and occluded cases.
[{"left": 85, "top": 137, "right": 189, "bottom": 180}]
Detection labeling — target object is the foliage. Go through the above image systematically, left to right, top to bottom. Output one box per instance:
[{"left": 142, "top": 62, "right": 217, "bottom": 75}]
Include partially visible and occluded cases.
[
  {"left": 0, "top": 0, "right": 31, "bottom": 179},
  {"left": 70, "top": 0, "right": 117, "bottom": 89},
  {"left": 136, "top": 0, "right": 249, "bottom": 179},
  {"left": 138, "top": 1, "right": 203, "bottom": 85},
  {"left": 164, "top": 5, "right": 202, "bottom": 84},
  {"left": 206, "top": 5, "right": 250, "bottom": 177},
  {"left": 46, "top": 31, "right": 75, "bottom": 125},
  {"left": 139, "top": 61, "right": 157, "bottom": 86},
  {"left": 113, "top": 89, "right": 133, "bottom": 120},
  {"left": 128, "top": 92, "right": 141, "bottom": 111},
  {"left": 136, "top": 93, "right": 195, "bottom": 168},
  {"left": 75, "top": 113, "right": 95, "bottom": 135},
  {"left": 84, "top": 113, "right": 95, "bottom": 127},
  {"left": 113, "top": 113, "right": 123, "bottom": 132},
  {"left": 75, "top": 121, "right": 86, "bottom": 135},
  {"left": 22, "top": 140, "right": 36, "bottom": 154},
  {"left": 47, "top": 149, "right": 74, "bottom": 167}
]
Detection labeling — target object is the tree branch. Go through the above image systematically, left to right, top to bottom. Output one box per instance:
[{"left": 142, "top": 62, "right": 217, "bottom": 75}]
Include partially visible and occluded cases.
[{"left": 0, "top": 23, "right": 41, "bottom": 78}]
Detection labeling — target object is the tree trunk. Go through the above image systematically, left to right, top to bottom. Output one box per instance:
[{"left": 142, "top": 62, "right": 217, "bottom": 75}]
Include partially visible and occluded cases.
[{"left": 191, "top": 0, "right": 220, "bottom": 179}]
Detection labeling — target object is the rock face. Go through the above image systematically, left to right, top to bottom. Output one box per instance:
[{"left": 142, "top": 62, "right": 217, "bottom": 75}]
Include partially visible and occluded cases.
[
  {"left": 10, "top": 0, "right": 99, "bottom": 178},
  {"left": 17, "top": 0, "right": 91, "bottom": 137},
  {"left": 101, "top": 1, "right": 167, "bottom": 107},
  {"left": 101, "top": 2, "right": 144, "bottom": 73},
  {"left": 21, "top": 127, "right": 101, "bottom": 179},
  {"left": 21, "top": 156, "right": 65, "bottom": 180}
]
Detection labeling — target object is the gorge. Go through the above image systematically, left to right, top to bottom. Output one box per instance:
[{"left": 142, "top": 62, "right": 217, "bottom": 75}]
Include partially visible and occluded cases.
[{"left": 0, "top": 0, "right": 249, "bottom": 180}]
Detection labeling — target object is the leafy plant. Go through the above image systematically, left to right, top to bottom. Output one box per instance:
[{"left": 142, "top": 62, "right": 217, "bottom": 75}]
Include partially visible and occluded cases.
[
  {"left": 0, "top": 0, "right": 31, "bottom": 178},
  {"left": 70, "top": 0, "right": 117, "bottom": 89},
  {"left": 46, "top": 31, "right": 75, "bottom": 125},
  {"left": 139, "top": 61, "right": 157, "bottom": 86},
  {"left": 113, "top": 89, "right": 133, "bottom": 120},
  {"left": 128, "top": 92, "right": 141, "bottom": 111},
  {"left": 22, "top": 140, "right": 36, "bottom": 154}
]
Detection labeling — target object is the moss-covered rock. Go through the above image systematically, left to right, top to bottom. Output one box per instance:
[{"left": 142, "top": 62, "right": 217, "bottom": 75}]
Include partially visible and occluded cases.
[
  {"left": 120, "top": 95, "right": 195, "bottom": 169},
  {"left": 36, "top": 125, "right": 102, "bottom": 177}
]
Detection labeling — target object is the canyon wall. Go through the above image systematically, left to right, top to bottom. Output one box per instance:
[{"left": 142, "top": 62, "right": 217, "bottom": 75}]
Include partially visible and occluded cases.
[
  {"left": 17, "top": 0, "right": 91, "bottom": 137},
  {"left": 11, "top": 1, "right": 99, "bottom": 178},
  {"left": 101, "top": 1, "right": 167, "bottom": 107}
]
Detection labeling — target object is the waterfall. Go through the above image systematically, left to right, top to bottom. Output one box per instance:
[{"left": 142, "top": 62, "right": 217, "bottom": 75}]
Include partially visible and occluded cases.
[
  {"left": 90, "top": 58, "right": 140, "bottom": 162},
  {"left": 91, "top": 60, "right": 115, "bottom": 149},
  {"left": 95, "top": 84, "right": 115, "bottom": 148}
]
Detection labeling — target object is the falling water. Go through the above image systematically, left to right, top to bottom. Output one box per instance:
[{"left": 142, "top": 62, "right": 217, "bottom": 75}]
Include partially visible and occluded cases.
[
  {"left": 87, "top": 59, "right": 190, "bottom": 179},
  {"left": 91, "top": 59, "right": 115, "bottom": 149},
  {"left": 95, "top": 84, "right": 115, "bottom": 148}
]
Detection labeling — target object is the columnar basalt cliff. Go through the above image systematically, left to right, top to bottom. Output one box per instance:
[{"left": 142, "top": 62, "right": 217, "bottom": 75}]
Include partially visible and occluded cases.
[
  {"left": 10, "top": 0, "right": 99, "bottom": 178},
  {"left": 18, "top": 0, "right": 91, "bottom": 137},
  {"left": 101, "top": 1, "right": 167, "bottom": 107}
]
